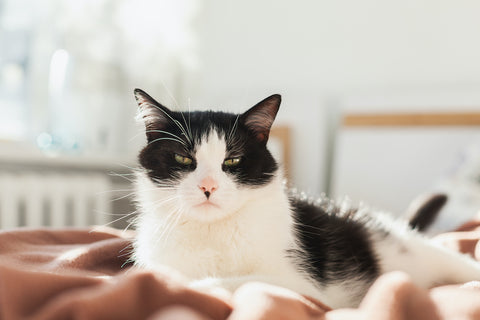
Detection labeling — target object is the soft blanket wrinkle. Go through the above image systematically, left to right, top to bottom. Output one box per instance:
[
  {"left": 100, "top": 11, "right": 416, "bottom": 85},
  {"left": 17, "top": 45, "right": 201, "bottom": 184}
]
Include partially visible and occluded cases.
[{"left": 1, "top": 222, "right": 480, "bottom": 320}]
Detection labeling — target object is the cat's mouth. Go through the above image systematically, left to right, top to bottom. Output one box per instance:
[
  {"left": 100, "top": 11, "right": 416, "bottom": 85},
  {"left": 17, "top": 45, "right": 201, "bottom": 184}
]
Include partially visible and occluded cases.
[{"left": 194, "top": 201, "right": 221, "bottom": 209}]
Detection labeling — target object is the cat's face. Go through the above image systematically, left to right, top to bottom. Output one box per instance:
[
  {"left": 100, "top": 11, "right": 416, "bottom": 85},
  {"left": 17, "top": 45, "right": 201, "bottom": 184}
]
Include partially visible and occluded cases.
[{"left": 135, "top": 89, "right": 281, "bottom": 222}]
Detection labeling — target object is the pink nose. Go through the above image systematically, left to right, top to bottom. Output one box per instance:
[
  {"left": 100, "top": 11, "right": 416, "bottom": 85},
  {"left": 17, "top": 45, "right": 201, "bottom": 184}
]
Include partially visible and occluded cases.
[{"left": 198, "top": 176, "right": 218, "bottom": 199}]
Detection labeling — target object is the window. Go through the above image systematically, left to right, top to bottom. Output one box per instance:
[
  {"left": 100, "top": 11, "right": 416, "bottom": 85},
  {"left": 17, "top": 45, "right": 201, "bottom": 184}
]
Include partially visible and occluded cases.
[{"left": 0, "top": 0, "right": 197, "bottom": 158}]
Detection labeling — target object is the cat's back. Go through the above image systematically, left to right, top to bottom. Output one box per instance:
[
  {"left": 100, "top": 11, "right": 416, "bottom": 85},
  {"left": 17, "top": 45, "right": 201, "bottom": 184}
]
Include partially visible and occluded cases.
[{"left": 289, "top": 195, "right": 380, "bottom": 303}]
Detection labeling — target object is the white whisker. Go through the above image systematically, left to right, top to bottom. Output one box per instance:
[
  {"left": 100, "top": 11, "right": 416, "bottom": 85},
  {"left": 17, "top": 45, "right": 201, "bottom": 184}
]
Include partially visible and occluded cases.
[
  {"left": 160, "top": 79, "right": 181, "bottom": 110},
  {"left": 188, "top": 98, "right": 192, "bottom": 140},
  {"left": 146, "top": 103, "right": 193, "bottom": 147},
  {"left": 179, "top": 111, "right": 194, "bottom": 144},
  {"left": 228, "top": 114, "right": 240, "bottom": 143},
  {"left": 146, "top": 129, "right": 187, "bottom": 143},
  {"left": 148, "top": 136, "right": 187, "bottom": 147},
  {"left": 115, "top": 163, "right": 143, "bottom": 173},
  {"left": 108, "top": 172, "right": 138, "bottom": 183},
  {"left": 111, "top": 191, "right": 137, "bottom": 202},
  {"left": 146, "top": 195, "right": 180, "bottom": 211},
  {"left": 99, "top": 210, "right": 139, "bottom": 228},
  {"left": 152, "top": 210, "right": 179, "bottom": 248},
  {"left": 160, "top": 210, "right": 184, "bottom": 247},
  {"left": 123, "top": 218, "right": 137, "bottom": 232}
]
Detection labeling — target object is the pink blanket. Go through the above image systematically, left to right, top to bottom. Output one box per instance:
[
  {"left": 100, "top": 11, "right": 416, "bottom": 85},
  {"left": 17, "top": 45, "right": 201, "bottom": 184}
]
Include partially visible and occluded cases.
[{"left": 1, "top": 223, "right": 480, "bottom": 320}]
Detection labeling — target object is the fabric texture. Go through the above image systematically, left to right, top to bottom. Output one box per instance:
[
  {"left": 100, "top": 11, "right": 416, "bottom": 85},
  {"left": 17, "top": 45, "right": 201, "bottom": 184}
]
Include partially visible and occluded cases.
[{"left": 1, "top": 222, "right": 480, "bottom": 320}]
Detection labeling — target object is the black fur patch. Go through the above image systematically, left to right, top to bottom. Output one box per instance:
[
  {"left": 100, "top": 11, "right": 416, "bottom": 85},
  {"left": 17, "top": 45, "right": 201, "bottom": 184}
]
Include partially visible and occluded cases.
[
  {"left": 138, "top": 109, "right": 278, "bottom": 187},
  {"left": 290, "top": 197, "right": 380, "bottom": 286}
]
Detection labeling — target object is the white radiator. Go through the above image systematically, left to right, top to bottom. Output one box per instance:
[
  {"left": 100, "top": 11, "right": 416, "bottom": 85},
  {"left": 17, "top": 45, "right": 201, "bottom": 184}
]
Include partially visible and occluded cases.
[{"left": 0, "top": 172, "right": 112, "bottom": 229}]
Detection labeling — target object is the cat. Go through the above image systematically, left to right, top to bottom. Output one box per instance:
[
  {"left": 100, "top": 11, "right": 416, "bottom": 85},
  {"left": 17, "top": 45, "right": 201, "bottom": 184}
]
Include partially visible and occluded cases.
[{"left": 131, "top": 88, "right": 480, "bottom": 308}]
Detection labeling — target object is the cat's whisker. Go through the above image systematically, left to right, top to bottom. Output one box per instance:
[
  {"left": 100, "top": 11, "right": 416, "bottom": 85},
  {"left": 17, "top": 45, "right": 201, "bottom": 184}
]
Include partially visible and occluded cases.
[
  {"left": 160, "top": 79, "right": 181, "bottom": 110},
  {"left": 156, "top": 83, "right": 193, "bottom": 145},
  {"left": 188, "top": 98, "right": 192, "bottom": 140},
  {"left": 143, "top": 103, "right": 192, "bottom": 146},
  {"left": 179, "top": 111, "right": 194, "bottom": 144},
  {"left": 228, "top": 114, "right": 240, "bottom": 143},
  {"left": 173, "top": 119, "right": 193, "bottom": 146},
  {"left": 145, "top": 129, "right": 187, "bottom": 144},
  {"left": 128, "top": 131, "right": 144, "bottom": 142},
  {"left": 148, "top": 136, "right": 187, "bottom": 147},
  {"left": 226, "top": 137, "right": 244, "bottom": 155},
  {"left": 114, "top": 164, "right": 144, "bottom": 175},
  {"left": 108, "top": 172, "right": 138, "bottom": 183},
  {"left": 110, "top": 172, "right": 137, "bottom": 176},
  {"left": 150, "top": 178, "right": 178, "bottom": 188},
  {"left": 148, "top": 182, "right": 177, "bottom": 189},
  {"left": 151, "top": 182, "right": 176, "bottom": 187},
  {"left": 150, "top": 184, "right": 178, "bottom": 191},
  {"left": 95, "top": 188, "right": 139, "bottom": 203},
  {"left": 97, "top": 188, "right": 135, "bottom": 194},
  {"left": 151, "top": 188, "right": 177, "bottom": 193},
  {"left": 110, "top": 191, "right": 137, "bottom": 202},
  {"left": 147, "top": 195, "right": 181, "bottom": 211},
  {"left": 161, "top": 209, "right": 184, "bottom": 247},
  {"left": 99, "top": 210, "right": 139, "bottom": 228},
  {"left": 152, "top": 210, "right": 180, "bottom": 248},
  {"left": 100, "top": 212, "right": 136, "bottom": 217},
  {"left": 122, "top": 217, "right": 137, "bottom": 233},
  {"left": 119, "top": 242, "right": 134, "bottom": 254},
  {"left": 119, "top": 244, "right": 136, "bottom": 267},
  {"left": 118, "top": 250, "right": 134, "bottom": 259}
]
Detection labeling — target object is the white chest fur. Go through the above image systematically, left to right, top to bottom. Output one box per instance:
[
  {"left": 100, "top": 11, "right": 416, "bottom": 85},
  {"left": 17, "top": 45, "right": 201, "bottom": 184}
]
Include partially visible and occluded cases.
[{"left": 134, "top": 173, "right": 296, "bottom": 279}]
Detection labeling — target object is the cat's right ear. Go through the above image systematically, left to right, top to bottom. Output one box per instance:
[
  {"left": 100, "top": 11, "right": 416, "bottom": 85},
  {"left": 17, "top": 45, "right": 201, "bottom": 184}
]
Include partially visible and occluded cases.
[{"left": 134, "top": 88, "right": 172, "bottom": 141}]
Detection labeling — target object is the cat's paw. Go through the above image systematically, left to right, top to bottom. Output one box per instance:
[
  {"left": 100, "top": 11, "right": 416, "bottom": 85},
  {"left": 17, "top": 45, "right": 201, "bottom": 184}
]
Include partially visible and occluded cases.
[{"left": 189, "top": 277, "right": 232, "bottom": 300}]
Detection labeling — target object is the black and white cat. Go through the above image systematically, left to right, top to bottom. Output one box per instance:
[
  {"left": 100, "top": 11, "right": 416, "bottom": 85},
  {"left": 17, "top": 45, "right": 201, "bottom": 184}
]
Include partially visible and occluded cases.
[{"left": 132, "top": 89, "right": 480, "bottom": 308}]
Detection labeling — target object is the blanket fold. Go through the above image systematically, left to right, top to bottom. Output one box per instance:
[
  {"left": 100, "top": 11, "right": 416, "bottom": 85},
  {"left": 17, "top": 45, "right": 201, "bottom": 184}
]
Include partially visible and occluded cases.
[{"left": 1, "top": 223, "right": 480, "bottom": 320}]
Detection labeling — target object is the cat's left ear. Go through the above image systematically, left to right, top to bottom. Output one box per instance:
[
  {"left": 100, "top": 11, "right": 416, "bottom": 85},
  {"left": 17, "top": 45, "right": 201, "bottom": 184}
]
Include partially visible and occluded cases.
[{"left": 241, "top": 94, "right": 281, "bottom": 143}]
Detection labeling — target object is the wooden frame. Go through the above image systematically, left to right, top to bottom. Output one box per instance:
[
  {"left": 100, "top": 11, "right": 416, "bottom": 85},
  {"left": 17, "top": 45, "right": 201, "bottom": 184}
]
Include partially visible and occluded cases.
[
  {"left": 343, "top": 112, "right": 480, "bottom": 127},
  {"left": 270, "top": 126, "right": 291, "bottom": 176}
]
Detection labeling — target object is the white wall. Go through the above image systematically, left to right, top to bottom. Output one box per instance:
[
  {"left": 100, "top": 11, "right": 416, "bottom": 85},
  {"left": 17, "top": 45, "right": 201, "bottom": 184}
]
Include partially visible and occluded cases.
[
  {"left": 185, "top": 0, "right": 480, "bottom": 196},
  {"left": 332, "top": 126, "right": 480, "bottom": 215}
]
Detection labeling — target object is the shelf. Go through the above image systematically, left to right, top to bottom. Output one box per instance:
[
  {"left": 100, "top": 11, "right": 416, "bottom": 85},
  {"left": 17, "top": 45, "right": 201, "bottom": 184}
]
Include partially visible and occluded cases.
[{"left": 0, "top": 141, "right": 137, "bottom": 172}]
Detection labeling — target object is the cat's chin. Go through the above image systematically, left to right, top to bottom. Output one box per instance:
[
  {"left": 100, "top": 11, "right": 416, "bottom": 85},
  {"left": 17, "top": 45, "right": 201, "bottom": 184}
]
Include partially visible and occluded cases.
[{"left": 188, "top": 201, "right": 232, "bottom": 223}]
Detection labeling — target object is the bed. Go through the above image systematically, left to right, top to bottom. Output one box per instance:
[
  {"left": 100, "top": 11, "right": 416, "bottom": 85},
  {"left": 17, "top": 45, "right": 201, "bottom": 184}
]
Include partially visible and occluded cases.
[{"left": 1, "top": 219, "right": 480, "bottom": 320}]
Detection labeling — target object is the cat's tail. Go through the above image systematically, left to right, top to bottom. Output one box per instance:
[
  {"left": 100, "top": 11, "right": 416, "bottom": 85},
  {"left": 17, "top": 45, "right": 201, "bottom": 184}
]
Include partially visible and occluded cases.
[{"left": 405, "top": 193, "right": 448, "bottom": 232}]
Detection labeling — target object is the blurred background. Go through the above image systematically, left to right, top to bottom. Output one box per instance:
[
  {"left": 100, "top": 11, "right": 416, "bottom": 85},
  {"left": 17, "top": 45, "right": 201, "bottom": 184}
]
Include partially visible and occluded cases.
[{"left": 1, "top": 0, "right": 479, "bottom": 232}]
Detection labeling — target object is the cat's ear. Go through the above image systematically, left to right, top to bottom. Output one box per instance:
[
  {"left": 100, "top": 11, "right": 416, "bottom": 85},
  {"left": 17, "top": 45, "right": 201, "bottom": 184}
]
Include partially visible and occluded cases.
[
  {"left": 134, "top": 88, "right": 172, "bottom": 141},
  {"left": 241, "top": 94, "right": 281, "bottom": 143}
]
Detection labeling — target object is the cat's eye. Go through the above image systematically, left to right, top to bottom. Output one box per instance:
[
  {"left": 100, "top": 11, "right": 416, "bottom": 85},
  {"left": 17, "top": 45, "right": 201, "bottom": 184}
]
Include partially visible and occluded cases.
[
  {"left": 174, "top": 154, "right": 193, "bottom": 165},
  {"left": 224, "top": 157, "right": 241, "bottom": 167}
]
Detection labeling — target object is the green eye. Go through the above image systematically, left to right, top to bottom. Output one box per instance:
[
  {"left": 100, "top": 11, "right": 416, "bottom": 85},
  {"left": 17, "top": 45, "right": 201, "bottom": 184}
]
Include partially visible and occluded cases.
[
  {"left": 174, "top": 154, "right": 193, "bottom": 165},
  {"left": 224, "top": 157, "right": 241, "bottom": 167}
]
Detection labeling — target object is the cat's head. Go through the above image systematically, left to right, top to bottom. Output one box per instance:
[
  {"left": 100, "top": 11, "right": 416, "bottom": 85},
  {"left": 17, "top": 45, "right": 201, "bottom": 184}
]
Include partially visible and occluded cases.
[{"left": 134, "top": 89, "right": 281, "bottom": 222}]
